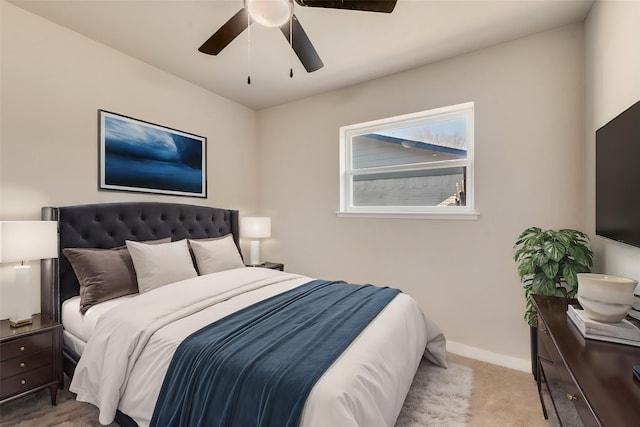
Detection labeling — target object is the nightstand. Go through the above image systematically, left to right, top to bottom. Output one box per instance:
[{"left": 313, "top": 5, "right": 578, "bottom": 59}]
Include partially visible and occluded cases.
[
  {"left": 246, "top": 262, "right": 284, "bottom": 271},
  {"left": 0, "top": 314, "right": 63, "bottom": 406}
]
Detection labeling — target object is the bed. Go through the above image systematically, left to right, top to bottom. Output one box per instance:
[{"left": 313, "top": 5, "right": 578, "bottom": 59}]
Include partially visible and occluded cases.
[{"left": 41, "top": 202, "right": 447, "bottom": 427}]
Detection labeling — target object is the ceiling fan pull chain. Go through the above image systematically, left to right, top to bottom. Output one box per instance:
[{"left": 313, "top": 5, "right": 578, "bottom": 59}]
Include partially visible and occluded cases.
[
  {"left": 247, "top": 8, "right": 252, "bottom": 85},
  {"left": 289, "top": 14, "right": 293, "bottom": 78}
]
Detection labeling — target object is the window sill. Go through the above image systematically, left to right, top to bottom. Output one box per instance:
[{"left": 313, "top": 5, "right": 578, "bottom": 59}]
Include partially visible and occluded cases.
[{"left": 335, "top": 211, "right": 480, "bottom": 220}]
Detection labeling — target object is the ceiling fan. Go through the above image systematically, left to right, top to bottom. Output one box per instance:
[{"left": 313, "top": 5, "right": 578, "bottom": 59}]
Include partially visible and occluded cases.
[{"left": 198, "top": 0, "right": 398, "bottom": 73}]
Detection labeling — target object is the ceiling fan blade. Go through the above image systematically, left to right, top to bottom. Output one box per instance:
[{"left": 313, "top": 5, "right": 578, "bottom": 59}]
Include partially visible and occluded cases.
[
  {"left": 294, "top": 0, "right": 397, "bottom": 13},
  {"left": 198, "top": 8, "right": 250, "bottom": 55},
  {"left": 280, "top": 15, "right": 324, "bottom": 73}
]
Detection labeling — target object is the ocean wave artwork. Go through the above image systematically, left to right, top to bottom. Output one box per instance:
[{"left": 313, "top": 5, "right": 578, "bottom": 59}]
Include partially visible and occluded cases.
[{"left": 99, "top": 111, "right": 206, "bottom": 197}]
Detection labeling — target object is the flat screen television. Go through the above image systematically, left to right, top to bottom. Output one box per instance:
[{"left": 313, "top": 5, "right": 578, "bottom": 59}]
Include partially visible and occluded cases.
[{"left": 595, "top": 100, "right": 640, "bottom": 248}]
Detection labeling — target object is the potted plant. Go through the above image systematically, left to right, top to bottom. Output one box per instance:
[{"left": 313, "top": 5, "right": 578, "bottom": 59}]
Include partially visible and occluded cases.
[{"left": 513, "top": 227, "right": 593, "bottom": 378}]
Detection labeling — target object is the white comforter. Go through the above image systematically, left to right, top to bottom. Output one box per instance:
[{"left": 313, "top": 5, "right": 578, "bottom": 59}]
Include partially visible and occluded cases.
[{"left": 70, "top": 268, "right": 447, "bottom": 426}]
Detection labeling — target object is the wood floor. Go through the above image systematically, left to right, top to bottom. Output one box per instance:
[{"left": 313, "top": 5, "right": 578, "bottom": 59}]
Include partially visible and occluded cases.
[{"left": 450, "top": 353, "right": 556, "bottom": 427}]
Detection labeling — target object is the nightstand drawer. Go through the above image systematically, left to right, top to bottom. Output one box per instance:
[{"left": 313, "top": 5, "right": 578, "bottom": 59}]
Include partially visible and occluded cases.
[
  {"left": 537, "top": 320, "right": 562, "bottom": 364},
  {"left": 0, "top": 331, "right": 53, "bottom": 361},
  {"left": 0, "top": 349, "right": 53, "bottom": 380},
  {"left": 539, "top": 357, "right": 567, "bottom": 384},
  {"left": 539, "top": 359, "right": 589, "bottom": 427},
  {"left": 0, "top": 364, "right": 52, "bottom": 400},
  {"left": 564, "top": 382, "right": 598, "bottom": 427}
]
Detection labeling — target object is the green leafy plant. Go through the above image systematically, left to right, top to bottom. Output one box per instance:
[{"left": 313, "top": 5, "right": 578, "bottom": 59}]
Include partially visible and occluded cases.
[{"left": 514, "top": 227, "right": 593, "bottom": 325}]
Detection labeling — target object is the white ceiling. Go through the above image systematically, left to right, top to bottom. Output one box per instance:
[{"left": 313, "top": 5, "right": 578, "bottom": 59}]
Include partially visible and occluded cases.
[{"left": 9, "top": 0, "right": 594, "bottom": 110}]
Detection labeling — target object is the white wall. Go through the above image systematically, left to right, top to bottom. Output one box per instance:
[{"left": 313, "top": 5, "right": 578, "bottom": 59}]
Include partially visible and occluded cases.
[
  {"left": 584, "top": 1, "right": 640, "bottom": 283},
  {"left": 0, "top": 2, "right": 259, "bottom": 319},
  {"left": 256, "top": 25, "right": 586, "bottom": 366}
]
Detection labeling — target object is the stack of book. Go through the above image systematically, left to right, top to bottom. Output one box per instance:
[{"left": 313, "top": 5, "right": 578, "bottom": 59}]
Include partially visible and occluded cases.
[
  {"left": 628, "top": 293, "right": 640, "bottom": 321},
  {"left": 566, "top": 304, "right": 640, "bottom": 347}
]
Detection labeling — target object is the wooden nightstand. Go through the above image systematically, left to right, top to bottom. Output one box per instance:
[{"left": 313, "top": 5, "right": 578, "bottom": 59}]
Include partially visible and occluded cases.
[
  {"left": 246, "top": 262, "right": 284, "bottom": 271},
  {"left": 0, "top": 314, "right": 63, "bottom": 406}
]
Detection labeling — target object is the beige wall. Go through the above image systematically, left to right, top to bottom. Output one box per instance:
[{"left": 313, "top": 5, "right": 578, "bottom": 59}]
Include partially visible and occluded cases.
[
  {"left": 5, "top": 0, "right": 630, "bottom": 369},
  {"left": 585, "top": 1, "right": 640, "bottom": 282},
  {"left": 0, "top": 3, "right": 259, "bottom": 318},
  {"left": 256, "top": 25, "right": 586, "bottom": 367}
]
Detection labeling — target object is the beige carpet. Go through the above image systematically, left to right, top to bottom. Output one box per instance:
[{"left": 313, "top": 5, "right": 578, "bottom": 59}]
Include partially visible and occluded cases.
[
  {"left": 0, "top": 353, "right": 552, "bottom": 426},
  {"left": 449, "top": 353, "right": 555, "bottom": 427}
]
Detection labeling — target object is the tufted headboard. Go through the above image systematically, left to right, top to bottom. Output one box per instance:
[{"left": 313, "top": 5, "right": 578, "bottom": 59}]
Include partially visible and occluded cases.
[{"left": 41, "top": 202, "right": 240, "bottom": 323}]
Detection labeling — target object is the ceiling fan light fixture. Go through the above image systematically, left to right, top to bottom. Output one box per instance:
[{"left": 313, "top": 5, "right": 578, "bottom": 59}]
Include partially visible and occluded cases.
[{"left": 245, "top": 0, "right": 293, "bottom": 28}]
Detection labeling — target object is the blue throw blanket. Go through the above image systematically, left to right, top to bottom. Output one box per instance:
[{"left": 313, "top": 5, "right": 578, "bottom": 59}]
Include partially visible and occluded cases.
[{"left": 150, "top": 279, "right": 400, "bottom": 427}]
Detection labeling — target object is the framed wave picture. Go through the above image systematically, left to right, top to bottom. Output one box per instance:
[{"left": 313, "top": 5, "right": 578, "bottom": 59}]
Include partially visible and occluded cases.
[{"left": 99, "top": 110, "right": 207, "bottom": 198}]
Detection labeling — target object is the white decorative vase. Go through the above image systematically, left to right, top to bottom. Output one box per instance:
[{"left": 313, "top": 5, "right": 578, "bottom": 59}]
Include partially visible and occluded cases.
[{"left": 577, "top": 273, "right": 638, "bottom": 323}]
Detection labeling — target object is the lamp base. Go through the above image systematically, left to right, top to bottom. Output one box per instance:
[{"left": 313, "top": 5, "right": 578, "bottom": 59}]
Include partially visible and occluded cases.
[
  {"left": 249, "top": 240, "right": 262, "bottom": 266},
  {"left": 10, "top": 265, "right": 34, "bottom": 328},
  {"left": 9, "top": 317, "right": 33, "bottom": 328}
]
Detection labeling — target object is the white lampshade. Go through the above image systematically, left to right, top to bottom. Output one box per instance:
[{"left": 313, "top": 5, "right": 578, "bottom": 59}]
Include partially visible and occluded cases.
[
  {"left": 245, "top": 0, "right": 293, "bottom": 28},
  {"left": 241, "top": 217, "right": 271, "bottom": 239},
  {"left": 0, "top": 221, "right": 58, "bottom": 263},
  {"left": 1, "top": 221, "right": 58, "bottom": 327}
]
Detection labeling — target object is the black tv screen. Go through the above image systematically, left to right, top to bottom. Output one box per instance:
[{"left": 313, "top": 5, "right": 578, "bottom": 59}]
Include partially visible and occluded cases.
[{"left": 596, "top": 100, "right": 640, "bottom": 248}]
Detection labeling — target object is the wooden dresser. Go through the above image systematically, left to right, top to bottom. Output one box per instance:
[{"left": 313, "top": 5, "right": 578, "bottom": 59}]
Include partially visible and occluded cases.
[
  {"left": 533, "top": 295, "right": 640, "bottom": 426},
  {"left": 0, "top": 314, "right": 63, "bottom": 405}
]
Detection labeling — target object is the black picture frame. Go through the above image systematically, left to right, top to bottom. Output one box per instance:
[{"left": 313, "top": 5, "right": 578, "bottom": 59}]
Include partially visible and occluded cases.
[{"left": 98, "top": 110, "right": 207, "bottom": 198}]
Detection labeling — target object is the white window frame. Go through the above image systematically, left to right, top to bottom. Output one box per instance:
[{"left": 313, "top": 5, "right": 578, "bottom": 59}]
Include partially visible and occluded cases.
[{"left": 338, "top": 102, "right": 478, "bottom": 220}]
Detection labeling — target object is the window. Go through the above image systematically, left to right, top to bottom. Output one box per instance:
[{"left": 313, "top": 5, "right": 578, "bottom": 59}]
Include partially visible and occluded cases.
[{"left": 339, "top": 102, "right": 477, "bottom": 219}]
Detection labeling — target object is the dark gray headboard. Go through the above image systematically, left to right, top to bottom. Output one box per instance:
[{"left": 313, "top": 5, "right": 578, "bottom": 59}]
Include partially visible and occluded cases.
[{"left": 41, "top": 202, "right": 240, "bottom": 322}]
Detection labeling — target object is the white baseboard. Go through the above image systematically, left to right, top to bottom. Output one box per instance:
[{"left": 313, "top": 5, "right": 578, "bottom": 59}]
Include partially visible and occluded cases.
[{"left": 447, "top": 341, "right": 531, "bottom": 372}]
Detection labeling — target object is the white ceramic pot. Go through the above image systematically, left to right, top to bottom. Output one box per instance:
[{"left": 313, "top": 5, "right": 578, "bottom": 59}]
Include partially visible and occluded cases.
[
  {"left": 577, "top": 273, "right": 638, "bottom": 322},
  {"left": 577, "top": 296, "right": 632, "bottom": 323}
]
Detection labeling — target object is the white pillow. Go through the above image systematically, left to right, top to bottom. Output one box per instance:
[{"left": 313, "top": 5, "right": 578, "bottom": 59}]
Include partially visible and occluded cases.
[
  {"left": 188, "top": 235, "right": 245, "bottom": 275},
  {"left": 126, "top": 239, "right": 198, "bottom": 293}
]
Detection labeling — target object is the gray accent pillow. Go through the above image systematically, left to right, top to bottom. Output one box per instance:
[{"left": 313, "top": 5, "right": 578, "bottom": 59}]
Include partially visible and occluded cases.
[
  {"left": 188, "top": 234, "right": 245, "bottom": 275},
  {"left": 63, "top": 237, "right": 170, "bottom": 314}
]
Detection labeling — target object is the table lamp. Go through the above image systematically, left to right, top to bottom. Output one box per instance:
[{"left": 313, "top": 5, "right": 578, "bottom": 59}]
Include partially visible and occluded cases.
[
  {"left": 241, "top": 217, "right": 271, "bottom": 266},
  {"left": 0, "top": 221, "right": 58, "bottom": 327}
]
